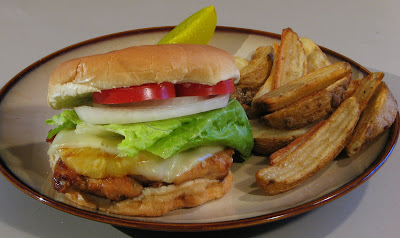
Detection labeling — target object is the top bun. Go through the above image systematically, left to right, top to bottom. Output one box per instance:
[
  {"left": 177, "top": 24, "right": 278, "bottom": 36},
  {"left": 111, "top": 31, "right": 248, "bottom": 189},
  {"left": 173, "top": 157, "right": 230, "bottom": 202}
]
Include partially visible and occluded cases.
[{"left": 48, "top": 44, "right": 240, "bottom": 109}]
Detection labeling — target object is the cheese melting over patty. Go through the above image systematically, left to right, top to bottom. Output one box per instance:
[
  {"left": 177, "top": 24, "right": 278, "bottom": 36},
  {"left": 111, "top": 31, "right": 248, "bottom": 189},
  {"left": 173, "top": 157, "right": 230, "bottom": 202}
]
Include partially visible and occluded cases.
[{"left": 48, "top": 130, "right": 225, "bottom": 183}]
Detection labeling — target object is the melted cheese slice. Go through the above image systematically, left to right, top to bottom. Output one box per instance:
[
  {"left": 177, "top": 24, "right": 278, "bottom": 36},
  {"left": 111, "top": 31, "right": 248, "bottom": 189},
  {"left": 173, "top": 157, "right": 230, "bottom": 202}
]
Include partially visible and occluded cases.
[{"left": 48, "top": 130, "right": 224, "bottom": 183}]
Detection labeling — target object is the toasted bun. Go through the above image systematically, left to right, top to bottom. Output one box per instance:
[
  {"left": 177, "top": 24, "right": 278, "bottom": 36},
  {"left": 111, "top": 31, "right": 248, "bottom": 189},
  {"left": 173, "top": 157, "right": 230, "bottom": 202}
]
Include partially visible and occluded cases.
[
  {"left": 48, "top": 44, "right": 240, "bottom": 109},
  {"left": 63, "top": 172, "right": 233, "bottom": 217}
]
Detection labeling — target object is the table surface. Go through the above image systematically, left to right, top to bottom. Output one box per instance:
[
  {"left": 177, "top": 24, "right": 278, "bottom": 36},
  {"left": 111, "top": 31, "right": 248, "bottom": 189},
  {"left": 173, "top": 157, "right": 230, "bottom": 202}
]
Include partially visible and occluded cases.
[{"left": 1, "top": 0, "right": 399, "bottom": 237}]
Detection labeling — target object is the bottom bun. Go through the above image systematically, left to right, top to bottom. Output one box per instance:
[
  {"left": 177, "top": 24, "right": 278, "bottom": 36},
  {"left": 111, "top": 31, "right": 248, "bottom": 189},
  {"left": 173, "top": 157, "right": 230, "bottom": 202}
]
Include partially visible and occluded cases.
[{"left": 64, "top": 171, "right": 233, "bottom": 217}]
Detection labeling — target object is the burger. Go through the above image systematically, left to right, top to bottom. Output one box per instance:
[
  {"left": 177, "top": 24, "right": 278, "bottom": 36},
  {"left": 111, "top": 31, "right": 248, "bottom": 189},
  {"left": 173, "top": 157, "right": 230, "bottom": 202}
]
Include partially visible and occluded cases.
[{"left": 45, "top": 44, "right": 253, "bottom": 216}]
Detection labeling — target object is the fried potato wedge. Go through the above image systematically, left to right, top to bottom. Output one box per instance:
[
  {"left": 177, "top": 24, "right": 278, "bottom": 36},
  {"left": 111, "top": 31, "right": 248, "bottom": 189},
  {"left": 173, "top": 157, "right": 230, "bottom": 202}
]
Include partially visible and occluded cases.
[
  {"left": 274, "top": 28, "right": 308, "bottom": 89},
  {"left": 300, "top": 37, "right": 331, "bottom": 72},
  {"left": 253, "top": 43, "right": 279, "bottom": 100},
  {"left": 231, "top": 46, "right": 273, "bottom": 105},
  {"left": 238, "top": 46, "right": 273, "bottom": 88},
  {"left": 234, "top": 57, "right": 250, "bottom": 71},
  {"left": 252, "top": 61, "right": 352, "bottom": 115},
  {"left": 345, "top": 72, "right": 384, "bottom": 112},
  {"left": 262, "top": 75, "right": 350, "bottom": 129},
  {"left": 344, "top": 77, "right": 362, "bottom": 98},
  {"left": 346, "top": 82, "right": 398, "bottom": 156},
  {"left": 256, "top": 97, "right": 360, "bottom": 195},
  {"left": 250, "top": 120, "right": 313, "bottom": 155},
  {"left": 268, "top": 122, "right": 324, "bottom": 165}
]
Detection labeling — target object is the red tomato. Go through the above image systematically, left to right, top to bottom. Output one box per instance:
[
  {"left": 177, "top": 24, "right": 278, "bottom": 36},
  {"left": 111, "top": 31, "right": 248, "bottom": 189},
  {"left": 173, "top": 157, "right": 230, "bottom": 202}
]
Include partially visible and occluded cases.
[
  {"left": 92, "top": 79, "right": 235, "bottom": 104},
  {"left": 175, "top": 79, "right": 235, "bottom": 97},
  {"left": 92, "top": 82, "right": 176, "bottom": 104}
]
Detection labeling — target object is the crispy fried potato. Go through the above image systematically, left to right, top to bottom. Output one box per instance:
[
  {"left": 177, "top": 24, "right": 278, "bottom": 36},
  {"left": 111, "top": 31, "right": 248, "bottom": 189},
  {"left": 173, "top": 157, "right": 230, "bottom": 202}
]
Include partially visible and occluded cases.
[
  {"left": 274, "top": 28, "right": 308, "bottom": 89},
  {"left": 300, "top": 37, "right": 331, "bottom": 72},
  {"left": 253, "top": 43, "right": 279, "bottom": 101},
  {"left": 231, "top": 46, "right": 273, "bottom": 105},
  {"left": 238, "top": 46, "right": 273, "bottom": 88},
  {"left": 234, "top": 57, "right": 250, "bottom": 71},
  {"left": 252, "top": 61, "right": 352, "bottom": 115},
  {"left": 345, "top": 72, "right": 384, "bottom": 112},
  {"left": 262, "top": 75, "right": 350, "bottom": 129},
  {"left": 344, "top": 77, "right": 362, "bottom": 98},
  {"left": 346, "top": 82, "right": 398, "bottom": 156},
  {"left": 256, "top": 97, "right": 360, "bottom": 195},
  {"left": 240, "top": 104, "right": 259, "bottom": 120},
  {"left": 250, "top": 119, "right": 313, "bottom": 155},
  {"left": 268, "top": 122, "right": 324, "bottom": 165}
]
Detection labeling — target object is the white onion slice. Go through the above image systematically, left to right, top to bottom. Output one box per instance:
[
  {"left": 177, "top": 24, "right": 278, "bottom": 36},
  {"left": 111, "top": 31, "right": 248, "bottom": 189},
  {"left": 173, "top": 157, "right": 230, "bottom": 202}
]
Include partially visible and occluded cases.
[{"left": 75, "top": 94, "right": 230, "bottom": 125}]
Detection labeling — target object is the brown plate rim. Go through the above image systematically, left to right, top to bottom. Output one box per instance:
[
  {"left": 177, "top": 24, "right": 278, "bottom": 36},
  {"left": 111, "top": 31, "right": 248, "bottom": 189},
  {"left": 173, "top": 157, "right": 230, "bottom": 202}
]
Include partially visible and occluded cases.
[{"left": 0, "top": 26, "right": 398, "bottom": 232}]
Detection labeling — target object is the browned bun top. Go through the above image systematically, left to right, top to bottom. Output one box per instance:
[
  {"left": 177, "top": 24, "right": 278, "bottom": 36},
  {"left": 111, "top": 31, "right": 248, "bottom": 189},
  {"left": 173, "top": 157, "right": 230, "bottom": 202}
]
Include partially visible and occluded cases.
[{"left": 48, "top": 44, "right": 240, "bottom": 109}]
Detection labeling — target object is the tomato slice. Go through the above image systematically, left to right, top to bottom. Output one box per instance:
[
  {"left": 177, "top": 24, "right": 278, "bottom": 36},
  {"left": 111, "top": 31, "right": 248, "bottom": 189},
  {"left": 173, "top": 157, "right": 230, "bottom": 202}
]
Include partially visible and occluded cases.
[
  {"left": 92, "top": 79, "right": 235, "bottom": 104},
  {"left": 175, "top": 79, "right": 235, "bottom": 97},
  {"left": 92, "top": 82, "right": 176, "bottom": 104}
]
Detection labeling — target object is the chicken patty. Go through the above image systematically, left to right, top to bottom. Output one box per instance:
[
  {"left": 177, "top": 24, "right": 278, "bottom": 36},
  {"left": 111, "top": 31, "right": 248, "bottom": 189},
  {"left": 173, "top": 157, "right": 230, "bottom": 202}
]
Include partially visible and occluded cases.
[{"left": 53, "top": 149, "right": 234, "bottom": 201}]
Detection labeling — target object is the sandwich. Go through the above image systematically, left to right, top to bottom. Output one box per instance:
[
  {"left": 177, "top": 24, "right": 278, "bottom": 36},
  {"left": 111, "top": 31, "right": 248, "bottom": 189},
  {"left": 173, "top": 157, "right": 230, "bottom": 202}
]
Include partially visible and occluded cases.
[{"left": 45, "top": 44, "right": 254, "bottom": 217}]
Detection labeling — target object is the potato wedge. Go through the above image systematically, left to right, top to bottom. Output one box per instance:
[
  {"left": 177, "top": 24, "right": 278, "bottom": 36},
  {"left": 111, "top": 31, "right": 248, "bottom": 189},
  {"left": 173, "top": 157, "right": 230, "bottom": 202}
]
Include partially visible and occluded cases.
[
  {"left": 274, "top": 28, "right": 308, "bottom": 89},
  {"left": 300, "top": 37, "right": 331, "bottom": 72},
  {"left": 253, "top": 43, "right": 279, "bottom": 100},
  {"left": 231, "top": 46, "right": 273, "bottom": 105},
  {"left": 238, "top": 46, "right": 273, "bottom": 88},
  {"left": 234, "top": 57, "right": 250, "bottom": 71},
  {"left": 252, "top": 61, "right": 352, "bottom": 115},
  {"left": 345, "top": 72, "right": 384, "bottom": 112},
  {"left": 262, "top": 75, "right": 350, "bottom": 129},
  {"left": 344, "top": 77, "right": 362, "bottom": 98},
  {"left": 346, "top": 82, "right": 398, "bottom": 156},
  {"left": 256, "top": 97, "right": 360, "bottom": 195},
  {"left": 250, "top": 119, "right": 313, "bottom": 155},
  {"left": 268, "top": 122, "right": 324, "bottom": 165}
]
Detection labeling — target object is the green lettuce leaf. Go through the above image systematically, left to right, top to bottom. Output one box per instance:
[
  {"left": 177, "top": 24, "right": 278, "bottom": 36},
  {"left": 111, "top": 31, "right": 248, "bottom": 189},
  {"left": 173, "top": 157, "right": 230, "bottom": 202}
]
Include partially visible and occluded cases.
[
  {"left": 46, "top": 99, "right": 254, "bottom": 159},
  {"left": 146, "top": 99, "right": 254, "bottom": 158},
  {"left": 45, "top": 110, "right": 81, "bottom": 139},
  {"left": 105, "top": 119, "right": 185, "bottom": 157}
]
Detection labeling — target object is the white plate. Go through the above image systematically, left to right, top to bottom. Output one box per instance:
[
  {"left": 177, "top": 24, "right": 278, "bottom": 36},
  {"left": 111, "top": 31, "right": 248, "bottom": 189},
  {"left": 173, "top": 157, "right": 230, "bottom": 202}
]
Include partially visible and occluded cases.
[{"left": 0, "top": 26, "right": 397, "bottom": 231}]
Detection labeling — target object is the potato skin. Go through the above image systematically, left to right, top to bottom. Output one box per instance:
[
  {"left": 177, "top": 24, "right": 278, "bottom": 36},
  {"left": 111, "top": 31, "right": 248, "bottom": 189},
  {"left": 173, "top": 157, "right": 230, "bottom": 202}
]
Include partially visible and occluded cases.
[
  {"left": 231, "top": 46, "right": 273, "bottom": 106},
  {"left": 262, "top": 75, "right": 350, "bottom": 130},
  {"left": 346, "top": 82, "right": 398, "bottom": 156},
  {"left": 256, "top": 97, "right": 360, "bottom": 195},
  {"left": 250, "top": 120, "right": 312, "bottom": 155},
  {"left": 253, "top": 136, "right": 298, "bottom": 156}
]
